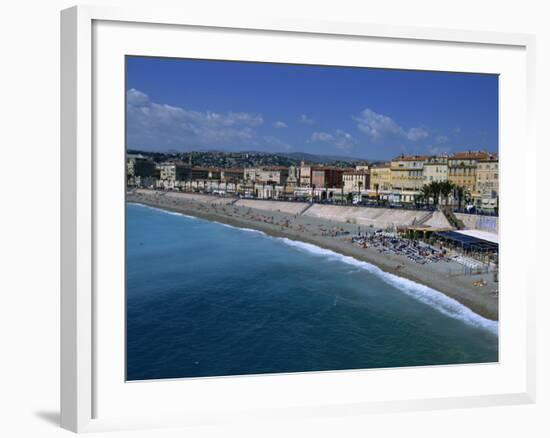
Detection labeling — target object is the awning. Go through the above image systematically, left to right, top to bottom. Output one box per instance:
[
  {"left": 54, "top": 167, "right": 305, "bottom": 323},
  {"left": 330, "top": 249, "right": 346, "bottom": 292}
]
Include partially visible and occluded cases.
[
  {"left": 454, "top": 229, "right": 498, "bottom": 244},
  {"left": 433, "top": 230, "right": 498, "bottom": 252}
]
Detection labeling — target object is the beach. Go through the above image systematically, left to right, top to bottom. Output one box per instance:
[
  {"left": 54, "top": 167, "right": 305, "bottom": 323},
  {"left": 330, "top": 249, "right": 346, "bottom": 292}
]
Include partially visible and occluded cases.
[{"left": 127, "top": 189, "right": 498, "bottom": 321}]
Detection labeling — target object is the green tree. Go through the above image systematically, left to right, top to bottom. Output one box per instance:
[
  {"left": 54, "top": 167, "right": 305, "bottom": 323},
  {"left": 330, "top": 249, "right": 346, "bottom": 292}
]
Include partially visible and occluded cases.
[
  {"left": 439, "top": 181, "right": 453, "bottom": 206},
  {"left": 421, "top": 184, "right": 433, "bottom": 206},
  {"left": 455, "top": 185, "right": 465, "bottom": 210}
]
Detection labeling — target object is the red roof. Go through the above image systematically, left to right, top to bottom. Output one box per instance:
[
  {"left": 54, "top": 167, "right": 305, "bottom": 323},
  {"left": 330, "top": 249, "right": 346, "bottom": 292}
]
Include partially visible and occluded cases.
[{"left": 450, "top": 151, "right": 496, "bottom": 160}]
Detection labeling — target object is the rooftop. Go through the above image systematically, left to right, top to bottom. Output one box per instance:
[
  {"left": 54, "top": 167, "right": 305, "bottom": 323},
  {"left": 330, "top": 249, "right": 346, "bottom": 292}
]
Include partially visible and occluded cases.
[
  {"left": 450, "top": 151, "right": 497, "bottom": 160},
  {"left": 392, "top": 154, "right": 430, "bottom": 162},
  {"left": 343, "top": 170, "right": 370, "bottom": 175}
]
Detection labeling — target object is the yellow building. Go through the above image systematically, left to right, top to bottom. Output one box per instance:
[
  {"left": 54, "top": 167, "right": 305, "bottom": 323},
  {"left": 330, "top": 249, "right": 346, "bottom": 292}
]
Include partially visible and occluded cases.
[
  {"left": 448, "top": 151, "right": 495, "bottom": 195},
  {"left": 390, "top": 155, "right": 427, "bottom": 203},
  {"left": 474, "top": 158, "right": 499, "bottom": 212},
  {"left": 369, "top": 164, "right": 392, "bottom": 198}
]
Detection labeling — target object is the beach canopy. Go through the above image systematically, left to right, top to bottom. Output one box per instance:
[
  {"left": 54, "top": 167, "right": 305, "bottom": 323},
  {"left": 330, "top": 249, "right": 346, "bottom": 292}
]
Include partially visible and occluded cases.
[
  {"left": 453, "top": 229, "right": 498, "bottom": 244},
  {"left": 433, "top": 230, "right": 498, "bottom": 252}
]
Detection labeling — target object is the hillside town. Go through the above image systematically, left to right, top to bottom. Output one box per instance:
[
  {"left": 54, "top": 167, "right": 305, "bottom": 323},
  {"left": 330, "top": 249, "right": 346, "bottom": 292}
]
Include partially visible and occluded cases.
[{"left": 127, "top": 150, "right": 499, "bottom": 214}]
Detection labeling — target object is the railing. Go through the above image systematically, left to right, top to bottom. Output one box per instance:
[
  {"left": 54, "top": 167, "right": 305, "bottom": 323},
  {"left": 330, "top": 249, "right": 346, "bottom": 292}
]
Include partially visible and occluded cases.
[{"left": 442, "top": 207, "right": 465, "bottom": 230}]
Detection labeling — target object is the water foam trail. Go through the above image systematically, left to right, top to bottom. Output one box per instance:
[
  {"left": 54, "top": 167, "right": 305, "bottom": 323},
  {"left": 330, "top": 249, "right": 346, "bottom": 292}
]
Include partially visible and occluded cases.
[
  {"left": 131, "top": 202, "right": 498, "bottom": 335},
  {"left": 131, "top": 202, "right": 200, "bottom": 220},
  {"left": 132, "top": 203, "right": 264, "bottom": 234},
  {"left": 216, "top": 222, "right": 265, "bottom": 235},
  {"left": 278, "top": 238, "right": 499, "bottom": 336}
]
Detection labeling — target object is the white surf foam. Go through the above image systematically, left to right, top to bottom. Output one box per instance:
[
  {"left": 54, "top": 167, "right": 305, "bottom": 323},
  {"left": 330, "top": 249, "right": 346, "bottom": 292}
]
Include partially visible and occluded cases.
[
  {"left": 130, "top": 202, "right": 199, "bottom": 220},
  {"left": 132, "top": 202, "right": 266, "bottom": 235},
  {"left": 216, "top": 222, "right": 266, "bottom": 235},
  {"left": 278, "top": 238, "right": 498, "bottom": 336}
]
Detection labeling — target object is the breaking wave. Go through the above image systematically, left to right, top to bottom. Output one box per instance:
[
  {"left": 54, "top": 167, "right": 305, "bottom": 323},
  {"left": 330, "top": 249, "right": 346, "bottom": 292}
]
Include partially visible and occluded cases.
[{"left": 278, "top": 238, "right": 498, "bottom": 336}]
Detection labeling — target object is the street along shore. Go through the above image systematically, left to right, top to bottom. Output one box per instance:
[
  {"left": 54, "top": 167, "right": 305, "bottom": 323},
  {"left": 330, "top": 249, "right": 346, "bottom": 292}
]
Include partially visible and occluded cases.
[{"left": 127, "top": 190, "right": 498, "bottom": 321}]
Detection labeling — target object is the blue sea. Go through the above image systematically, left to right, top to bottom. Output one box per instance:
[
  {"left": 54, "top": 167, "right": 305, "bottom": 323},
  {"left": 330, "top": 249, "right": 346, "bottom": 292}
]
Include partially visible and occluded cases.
[{"left": 126, "top": 203, "right": 498, "bottom": 380}]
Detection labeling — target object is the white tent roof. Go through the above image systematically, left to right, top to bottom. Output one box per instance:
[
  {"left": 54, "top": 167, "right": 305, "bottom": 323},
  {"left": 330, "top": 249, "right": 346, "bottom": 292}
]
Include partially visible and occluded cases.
[{"left": 454, "top": 229, "right": 498, "bottom": 244}]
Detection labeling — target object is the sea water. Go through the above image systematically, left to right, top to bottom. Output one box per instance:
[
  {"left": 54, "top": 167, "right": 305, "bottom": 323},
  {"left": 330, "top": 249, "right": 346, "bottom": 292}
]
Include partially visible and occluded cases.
[{"left": 126, "top": 203, "right": 498, "bottom": 380}]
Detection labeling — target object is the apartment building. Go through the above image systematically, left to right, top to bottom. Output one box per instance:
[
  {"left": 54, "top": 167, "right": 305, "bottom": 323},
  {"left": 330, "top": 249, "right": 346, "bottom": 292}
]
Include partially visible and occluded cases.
[
  {"left": 390, "top": 155, "right": 427, "bottom": 203},
  {"left": 343, "top": 171, "right": 369, "bottom": 194}
]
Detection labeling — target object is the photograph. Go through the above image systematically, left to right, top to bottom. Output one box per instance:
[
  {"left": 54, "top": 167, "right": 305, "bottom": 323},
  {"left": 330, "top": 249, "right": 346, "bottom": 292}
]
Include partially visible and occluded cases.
[{"left": 125, "top": 56, "right": 499, "bottom": 381}]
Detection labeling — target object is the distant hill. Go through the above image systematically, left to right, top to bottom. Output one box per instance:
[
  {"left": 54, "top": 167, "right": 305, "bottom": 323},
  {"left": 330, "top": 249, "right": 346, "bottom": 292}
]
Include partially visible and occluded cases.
[
  {"left": 128, "top": 149, "right": 372, "bottom": 168},
  {"left": 276, "top": 151, "right": 365, "bottom": 164}
]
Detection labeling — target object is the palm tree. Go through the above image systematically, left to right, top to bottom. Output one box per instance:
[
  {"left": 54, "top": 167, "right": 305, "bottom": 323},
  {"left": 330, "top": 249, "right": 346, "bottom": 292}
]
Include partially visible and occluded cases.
[
  {"left": 429, "top": 181, "right": 441, "bottom": 206},
  {"left": 439, "top": 181, "right": 453, "bottom": 206},
  {"left": 421, "top": 184, "right": 433, "bottom": 206},
  {"left": 455, "top": 185, "right": 465, "bottom": 210}
]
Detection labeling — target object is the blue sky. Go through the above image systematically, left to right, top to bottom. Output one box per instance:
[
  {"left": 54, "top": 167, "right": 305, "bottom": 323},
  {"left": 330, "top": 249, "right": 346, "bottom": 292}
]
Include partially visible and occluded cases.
[{"left": 126, "top": 56, "right": 498, "bottom": 160}]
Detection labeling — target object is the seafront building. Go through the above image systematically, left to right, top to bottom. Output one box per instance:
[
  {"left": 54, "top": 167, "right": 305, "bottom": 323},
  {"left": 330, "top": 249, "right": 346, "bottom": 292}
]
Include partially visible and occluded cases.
[
  {"left": 127, "top": 150, "right": 498, "bottom": 212},
  {"left": 448, "top": 151, "right": 495, "bottom": 196},
  {"left": 127, "top": 154, "right": 157, "bottom": 187},
  {"left": 389, "top": 155, "right": 427, "bottom": 203},
  {"left": 423, "top": 156, "right": 449, "bottom": 184},
  {"left": 473, "top": 158, "right": 499, "bottom": 211},
  {"left": 157, "top": 161, "right": 191, "bottom": 189},
  {"left": 299, "top": 162, "right": 312, "bottom": 187},
  {"left": 368, "top": 163, "right": 392, "bottom": 199},
  {"left": 244, "top": 166, "right": 289, "bottom": 184},
  {"left": 311, "top": 167, "right": 345, "bottom": 190},
  {"left": 220, "top": 168, "right": 244, "bottom": 183},
  {"left": 343, "top": 170, "right": 370, "bottom": 194}
]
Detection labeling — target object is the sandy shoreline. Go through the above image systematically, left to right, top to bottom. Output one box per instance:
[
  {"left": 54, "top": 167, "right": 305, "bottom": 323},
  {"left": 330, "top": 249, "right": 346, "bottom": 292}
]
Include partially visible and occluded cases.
[{"left": 127, "top": 190, "right": 498, "bottom": 321}]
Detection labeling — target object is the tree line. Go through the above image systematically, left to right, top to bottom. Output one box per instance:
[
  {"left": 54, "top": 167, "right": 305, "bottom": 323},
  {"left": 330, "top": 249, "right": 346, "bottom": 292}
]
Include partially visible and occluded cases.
[{"left": 419, "top": 181, "right": 466, "bottom": 208}]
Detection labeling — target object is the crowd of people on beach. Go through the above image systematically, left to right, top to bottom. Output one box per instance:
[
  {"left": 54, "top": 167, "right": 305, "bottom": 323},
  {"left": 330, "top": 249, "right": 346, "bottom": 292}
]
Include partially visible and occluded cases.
[{"left": 351, "top": 230, "right": 449, "bottom": 265}]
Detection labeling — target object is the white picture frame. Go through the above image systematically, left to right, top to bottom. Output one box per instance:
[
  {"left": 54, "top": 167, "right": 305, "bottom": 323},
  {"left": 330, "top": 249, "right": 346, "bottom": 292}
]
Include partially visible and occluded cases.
[{"left": 60, "top": 4, "right": 537, "bottom": 433}]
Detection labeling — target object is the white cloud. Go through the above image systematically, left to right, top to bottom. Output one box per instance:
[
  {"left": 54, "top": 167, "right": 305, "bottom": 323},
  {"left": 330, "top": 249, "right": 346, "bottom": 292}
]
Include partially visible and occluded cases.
[
  {"left": 126, "top": 88, "right": 265, "bottom": 150},
  {"left": 127, "top": 88, "right": 150, "bottom": 106},
  {"left": 353, "top": 108, "right": 428, "bottom": 142},
  {"left": 299, "top": 114, "right": 315, "bottom": 125},
  {"left": 273, "top": 121, "right": 288, "bottom": 129},
  {"left": 406, "top": 127, "right": 429, "bottom": 141},
  {"left": 311, "top": 130, "right": 356, "bottom": 150},
  {"left": 311, "top": 132, "right": 333, "bottom": 142},
  {"left": 435, "top": 135, "right": 449, "bottom": 144},
  {"left": 427, "top": 145, "right": 451, "bottom": 155}
]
